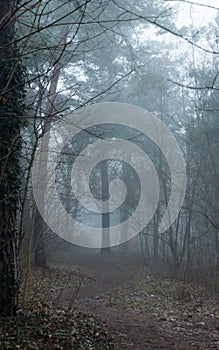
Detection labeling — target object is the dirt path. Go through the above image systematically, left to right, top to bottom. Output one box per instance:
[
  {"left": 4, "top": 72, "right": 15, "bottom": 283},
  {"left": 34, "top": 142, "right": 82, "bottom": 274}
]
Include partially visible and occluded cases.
[{"left": 57, "top": 261, "right": 219, "bottom": 349}]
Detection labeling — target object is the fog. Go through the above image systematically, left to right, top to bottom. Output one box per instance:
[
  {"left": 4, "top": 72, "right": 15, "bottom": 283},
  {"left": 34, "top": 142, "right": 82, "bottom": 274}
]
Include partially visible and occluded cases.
[{"left": 1, "top": 1, "right": 219, "bottom": 347}]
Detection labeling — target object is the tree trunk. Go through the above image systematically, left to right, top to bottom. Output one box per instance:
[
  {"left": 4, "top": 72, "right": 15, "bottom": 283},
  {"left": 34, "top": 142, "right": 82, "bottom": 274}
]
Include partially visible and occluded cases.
[
  {"left": 0, "top": 0, "right": 25, "bottom": 316},
  {"left": 33, "top": 25, "right": 69, "bottom": 267},
  {"left": 101, "top": 160, "right": 111, "bottom": 253},
  {"left": 34, "top": 208, "right": 47, "bottom": 268}
]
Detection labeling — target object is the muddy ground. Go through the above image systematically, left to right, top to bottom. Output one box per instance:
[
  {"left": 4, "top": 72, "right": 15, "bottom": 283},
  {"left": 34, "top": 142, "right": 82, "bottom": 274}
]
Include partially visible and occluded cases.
[{"left": 35, "top": 254, "right": 219, "bottom": 349}]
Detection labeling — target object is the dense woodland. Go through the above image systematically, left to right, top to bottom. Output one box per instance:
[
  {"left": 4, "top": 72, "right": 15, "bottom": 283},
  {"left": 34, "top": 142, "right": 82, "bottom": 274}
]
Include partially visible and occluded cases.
[{"left": 0, "top": 0, "right": 219, "bottom": 349}]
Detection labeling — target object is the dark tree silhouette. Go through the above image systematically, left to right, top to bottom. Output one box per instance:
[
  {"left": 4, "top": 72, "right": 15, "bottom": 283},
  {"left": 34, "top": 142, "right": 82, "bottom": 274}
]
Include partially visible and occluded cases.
[{"left": 0, "top": 0, "right": 26, "bottom": 316}]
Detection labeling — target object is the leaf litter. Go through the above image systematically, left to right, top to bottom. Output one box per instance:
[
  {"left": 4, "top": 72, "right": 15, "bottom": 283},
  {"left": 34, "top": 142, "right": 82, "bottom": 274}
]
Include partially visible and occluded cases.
[{"left": 1, "top": 264, "right": 219, "bottom": 349}]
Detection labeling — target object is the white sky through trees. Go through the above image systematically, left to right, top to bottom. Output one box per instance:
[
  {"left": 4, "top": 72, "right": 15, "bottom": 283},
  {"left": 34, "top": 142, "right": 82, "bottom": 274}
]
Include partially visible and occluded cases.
[{"left": 170, "top": 0, "right": 219, "bottom": 28}]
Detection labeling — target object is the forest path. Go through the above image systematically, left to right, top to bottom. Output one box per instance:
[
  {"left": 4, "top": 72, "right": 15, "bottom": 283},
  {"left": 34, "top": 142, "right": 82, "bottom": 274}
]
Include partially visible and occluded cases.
[{"left": 56, "top": 257, "right": 219, "bottom": 349}]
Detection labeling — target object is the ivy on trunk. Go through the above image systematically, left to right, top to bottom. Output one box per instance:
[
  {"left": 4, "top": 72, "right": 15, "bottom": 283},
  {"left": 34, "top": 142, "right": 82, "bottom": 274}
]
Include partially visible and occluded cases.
[{"left": 0, "top": 0, "right": 26, "bottom": 316}]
